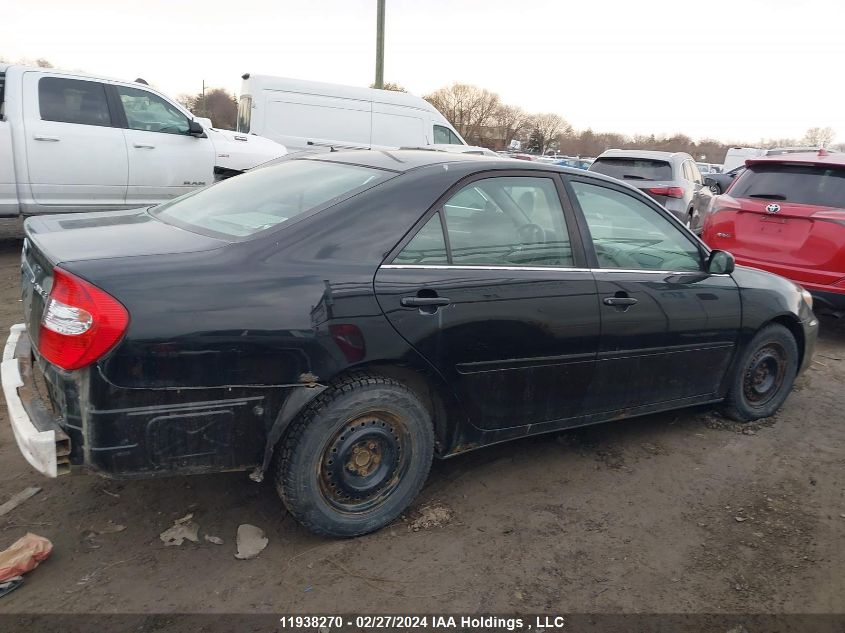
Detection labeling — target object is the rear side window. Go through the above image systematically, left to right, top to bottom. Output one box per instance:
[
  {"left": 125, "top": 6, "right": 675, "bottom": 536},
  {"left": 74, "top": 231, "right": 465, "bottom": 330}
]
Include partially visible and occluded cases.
[
  {"left": 38, "top": 77, "right": 111, "bottom": 127},
  {"left": 433, "top": 125, "right": 463, "bottom": 145},
  {"left": 590, "top": 157, "right": 673, "bottom": 181},
  {"left": 153, "top": 159, "right": 391, "bottom": 238},
  {"left": 731, "top": 163, "right": 845, "bottom": 209},
  {"left": 395, "top": 176, "right": 573, "bottom": 267}
]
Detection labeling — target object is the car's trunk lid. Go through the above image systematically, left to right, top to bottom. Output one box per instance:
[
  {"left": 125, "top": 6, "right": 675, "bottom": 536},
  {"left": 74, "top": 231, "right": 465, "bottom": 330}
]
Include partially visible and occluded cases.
[{"left": 21, "top": 208, "right": 227, "bottom": 348}]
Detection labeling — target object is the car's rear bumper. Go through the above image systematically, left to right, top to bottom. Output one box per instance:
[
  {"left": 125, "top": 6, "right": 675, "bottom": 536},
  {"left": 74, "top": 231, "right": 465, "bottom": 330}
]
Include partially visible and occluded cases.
[
  {"left": 1, "top": 324, "right": 71, "bottom": 477},
  {"left": 3, "top": 325, "right": 274, "bottom": 480}
]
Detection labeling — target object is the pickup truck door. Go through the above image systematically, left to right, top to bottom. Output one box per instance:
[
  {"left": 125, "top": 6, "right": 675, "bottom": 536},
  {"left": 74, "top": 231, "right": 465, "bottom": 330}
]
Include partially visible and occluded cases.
[
  {"left": 22, "top": 72, "right": 127, "bottom": 208},
  {"left": 110, "top": 84, "right": 215, "bottom": 205}
]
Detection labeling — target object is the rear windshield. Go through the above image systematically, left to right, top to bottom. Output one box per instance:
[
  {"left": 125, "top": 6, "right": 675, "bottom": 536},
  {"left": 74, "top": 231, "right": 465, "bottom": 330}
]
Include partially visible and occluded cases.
[
  {"left": 590, "top": 157, "right": 673, "bottom": 181},
  {"left": 152, "top": 159, "right": 391, "bottom": 238},
  {"left": 731, "top": 163, "right": 845, "bottom": 209}
]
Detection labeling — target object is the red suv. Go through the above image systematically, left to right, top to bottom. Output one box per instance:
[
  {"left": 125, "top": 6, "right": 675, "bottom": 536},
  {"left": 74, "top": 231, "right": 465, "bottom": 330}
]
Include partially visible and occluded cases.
[{"left": 702, "top": 150, "right": 845, "bottom": 313}]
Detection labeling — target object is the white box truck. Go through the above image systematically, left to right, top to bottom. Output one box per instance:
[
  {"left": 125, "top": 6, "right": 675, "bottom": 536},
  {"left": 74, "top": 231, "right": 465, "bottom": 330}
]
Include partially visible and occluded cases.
[
  {"left": 0, "top": 64, "right": 288, "bottom": 217},
  {"left": 236, "top": 74, "right": 477, "bottom": 153}
]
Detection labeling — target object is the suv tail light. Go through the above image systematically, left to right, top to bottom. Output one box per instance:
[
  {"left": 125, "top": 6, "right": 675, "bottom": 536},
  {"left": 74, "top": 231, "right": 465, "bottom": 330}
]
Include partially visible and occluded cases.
[
  {"left": 646, "top": 186, "right": 685, "bottom": 199},
  {"left": 38, "top": 268, "right": 129, "bottom": 371}
]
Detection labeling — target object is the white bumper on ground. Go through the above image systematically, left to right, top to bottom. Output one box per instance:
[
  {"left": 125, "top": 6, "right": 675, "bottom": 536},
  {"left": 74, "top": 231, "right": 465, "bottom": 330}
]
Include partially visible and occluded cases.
[{"left": 1, "top": 324, "right": 58, "bottom": 477}]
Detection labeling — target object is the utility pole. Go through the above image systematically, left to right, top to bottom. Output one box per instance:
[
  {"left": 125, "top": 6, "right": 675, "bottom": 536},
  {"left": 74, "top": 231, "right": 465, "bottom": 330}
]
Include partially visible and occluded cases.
[
  {"left": 375, "top": 0, "right": 385, "bottom": 89},
  {"left": 201, "top": 79, "right": 206, "bottom": 116}
]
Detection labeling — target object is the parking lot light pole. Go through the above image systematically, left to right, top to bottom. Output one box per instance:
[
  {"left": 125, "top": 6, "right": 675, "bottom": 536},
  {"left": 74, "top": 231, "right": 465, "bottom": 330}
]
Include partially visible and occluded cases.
[{"left": 375, "top": 0, "right": 385, "bottom": 89}]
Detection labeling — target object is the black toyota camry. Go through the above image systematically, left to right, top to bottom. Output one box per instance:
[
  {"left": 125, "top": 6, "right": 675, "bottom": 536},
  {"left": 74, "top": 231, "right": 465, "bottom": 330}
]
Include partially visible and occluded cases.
[{"left": 5, "top": 150, "right": 818, "bottom": 537}]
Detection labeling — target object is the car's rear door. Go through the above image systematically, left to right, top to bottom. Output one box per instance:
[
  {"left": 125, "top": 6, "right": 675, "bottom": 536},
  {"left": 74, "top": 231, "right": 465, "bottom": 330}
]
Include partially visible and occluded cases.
[
  {"left": 22, "top": 72, "right": 128, "bottom": 207},
  {"left": 375, "top": 171, "right": 600, "bottom": 431},
  {"left": 565, "top": 175, "right": 741, "bottom": 414}
]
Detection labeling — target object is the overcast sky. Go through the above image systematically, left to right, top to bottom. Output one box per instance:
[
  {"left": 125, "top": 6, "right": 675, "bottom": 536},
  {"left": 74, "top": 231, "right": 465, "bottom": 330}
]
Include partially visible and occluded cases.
[{"left": 2, "top": 0, "right": 842, "bottom": 143}]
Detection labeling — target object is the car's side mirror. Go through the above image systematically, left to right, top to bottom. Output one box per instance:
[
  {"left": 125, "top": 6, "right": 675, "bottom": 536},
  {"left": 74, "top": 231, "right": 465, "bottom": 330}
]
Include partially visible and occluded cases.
[
  {"left": 188, "top": 120, "right": 206, "bottom": 137},
  {"left": 707, "top": 249, "right": 735, "bottom": 274}
]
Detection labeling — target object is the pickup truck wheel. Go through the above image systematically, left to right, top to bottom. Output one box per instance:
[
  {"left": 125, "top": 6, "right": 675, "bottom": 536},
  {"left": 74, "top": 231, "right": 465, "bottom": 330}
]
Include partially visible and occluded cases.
[
  {"left": 719, "top": 324, "right": 798, "bottom": 422},
  {"left": 274, "top": 373, "right": 434, "bottom": 537}
]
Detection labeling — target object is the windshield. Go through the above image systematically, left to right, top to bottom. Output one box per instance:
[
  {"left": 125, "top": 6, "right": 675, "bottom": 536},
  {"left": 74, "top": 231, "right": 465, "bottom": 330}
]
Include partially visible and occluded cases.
[
  {"left": 236, "top": 95, "right": 252, "bottom": 133},
  {"left": 590, "top": 157, "right": 673, "bottom": 181},
  {"left": 152, "top": 159, "right": 391, "bottom": 238},
  {"left": 731, "top": 163, "right": 845, "bottom": 208}
]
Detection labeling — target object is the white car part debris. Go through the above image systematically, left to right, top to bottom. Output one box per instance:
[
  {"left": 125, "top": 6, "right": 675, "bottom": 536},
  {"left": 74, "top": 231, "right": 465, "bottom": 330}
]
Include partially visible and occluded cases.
[
  {"left": 159, "top": 515, "right": 200, "bottom": 547},
  {"left": 235, "top": 524, "right": 268, "bottom": 560}
]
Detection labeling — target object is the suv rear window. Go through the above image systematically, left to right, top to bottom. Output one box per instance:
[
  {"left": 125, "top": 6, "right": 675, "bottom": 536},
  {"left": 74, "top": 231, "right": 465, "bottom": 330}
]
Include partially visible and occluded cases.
[
  {"left": 590, "top": 158, "right": 673, "bottom": 181},
  {"left": 152, "top": 159, "right": 391, "bottom": 238},
  {"left": 731, "top": 163, "right": 845, "bottom": 209}
]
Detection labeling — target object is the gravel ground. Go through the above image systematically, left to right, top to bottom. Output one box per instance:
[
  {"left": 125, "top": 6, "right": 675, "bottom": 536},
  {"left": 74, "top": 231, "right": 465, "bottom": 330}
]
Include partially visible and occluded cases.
[{"left": 0, "top": 218, "right": 842, "bottom": 621}]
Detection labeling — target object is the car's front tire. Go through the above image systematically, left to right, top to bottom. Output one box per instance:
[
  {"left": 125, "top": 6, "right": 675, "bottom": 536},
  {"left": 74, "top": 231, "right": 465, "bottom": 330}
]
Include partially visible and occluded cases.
[
  {"left": 720, "top": 324, "right": 799, "bottom": 422},
  {"left": 275, "top": 373, "right": 434, "bottom": 537}
]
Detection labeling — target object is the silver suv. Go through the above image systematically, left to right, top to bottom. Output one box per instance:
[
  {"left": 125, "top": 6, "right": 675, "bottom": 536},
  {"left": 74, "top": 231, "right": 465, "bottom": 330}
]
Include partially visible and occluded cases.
[{"left": 589, "top": 149, "right": 714, "bottom": 232}]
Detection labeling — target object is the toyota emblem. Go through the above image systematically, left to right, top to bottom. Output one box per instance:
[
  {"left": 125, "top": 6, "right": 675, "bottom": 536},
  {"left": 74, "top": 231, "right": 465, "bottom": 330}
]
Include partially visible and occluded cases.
[{"left": 766, "top": 203, "right": 781, "bottom": 214}]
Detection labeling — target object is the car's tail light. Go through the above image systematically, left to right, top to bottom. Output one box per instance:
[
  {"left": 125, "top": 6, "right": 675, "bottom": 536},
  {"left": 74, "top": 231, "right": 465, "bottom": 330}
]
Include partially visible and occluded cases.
[
  {"left": 646, "top": 186, "right": 685, "bottom": 199},
  {"left": 38, "top": 268, "right": 129, "bottom": 371}
]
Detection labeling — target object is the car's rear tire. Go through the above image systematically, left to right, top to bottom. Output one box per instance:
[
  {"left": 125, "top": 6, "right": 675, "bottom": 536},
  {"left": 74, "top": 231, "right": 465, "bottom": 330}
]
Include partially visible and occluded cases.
[
  {"left": 710, "top": 183, "right": 721, "bottom": 195},
  {"left": 719, "top": 324, "right": 799, "bottom": 422},
  {"left": 274, "top": 372, "right": 434, "bottom": 537}
]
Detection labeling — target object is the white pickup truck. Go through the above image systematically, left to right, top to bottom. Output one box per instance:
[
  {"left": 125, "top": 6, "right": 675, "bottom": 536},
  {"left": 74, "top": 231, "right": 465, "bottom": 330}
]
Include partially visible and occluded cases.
[{"left": 0, "top": 64, "right": 287, "bottom": 217}]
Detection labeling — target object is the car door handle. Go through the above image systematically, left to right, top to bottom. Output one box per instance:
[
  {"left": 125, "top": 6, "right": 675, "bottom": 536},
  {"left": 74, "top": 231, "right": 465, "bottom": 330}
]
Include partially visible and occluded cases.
[
  {"left": 33, "top": 135, "right": 60, "bottom": 142},
  {"left": 133, "top": 143, "right": 155, "bottom": 149},
  {"left": 400, "top": 297, "right": 451, "bottom": 308},
  {"left": 603, "top": 297, "right": 638, "bottom": 307}
]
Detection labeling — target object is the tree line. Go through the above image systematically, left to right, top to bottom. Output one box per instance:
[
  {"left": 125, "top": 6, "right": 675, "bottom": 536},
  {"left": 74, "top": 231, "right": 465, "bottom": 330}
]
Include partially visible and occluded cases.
[{"left": 421, "top": 82, "right": 841, "bottom": 161}]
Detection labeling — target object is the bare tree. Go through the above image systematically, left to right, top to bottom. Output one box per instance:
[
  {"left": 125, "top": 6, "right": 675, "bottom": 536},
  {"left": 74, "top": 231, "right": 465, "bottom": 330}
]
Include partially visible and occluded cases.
[
  {"left": 35, "top": 58, "right": 53, "bottom": 68},
  {"left": 370, "top": 82, "right": 406, "bottom": 92},
  {"left": 424, "top": 83, "right": 500, "bottom": 145},
  {"left": 181, "top": 88, "right": 238, "bottom": 130},
  {"left": 491, "top": 104, "right": 529, "bottom": 148},
  {"left": 529, "top": 113, "right": 570, "bottom": 154},
  {"left": 802, "top": 127, "right": 836, "bottom": 148}
]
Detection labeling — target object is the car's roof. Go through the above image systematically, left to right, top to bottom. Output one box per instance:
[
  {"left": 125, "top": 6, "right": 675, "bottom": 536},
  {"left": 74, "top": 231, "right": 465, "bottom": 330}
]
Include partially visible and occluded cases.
[
  {"left": 300, "top": 149, "right": 591, "bottom": 174},
  {"left": 597, "top": 149, "right": 690, "bottom": 161},
  {"left": 746, "top": 149, "right": 845, "bottom": 168}
]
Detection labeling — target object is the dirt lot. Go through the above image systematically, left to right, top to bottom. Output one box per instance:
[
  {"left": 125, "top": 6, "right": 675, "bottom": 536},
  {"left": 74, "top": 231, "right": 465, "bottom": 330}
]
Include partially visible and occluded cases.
[{"left": 0, "top": 218, "right": 842, "bottom": 619}]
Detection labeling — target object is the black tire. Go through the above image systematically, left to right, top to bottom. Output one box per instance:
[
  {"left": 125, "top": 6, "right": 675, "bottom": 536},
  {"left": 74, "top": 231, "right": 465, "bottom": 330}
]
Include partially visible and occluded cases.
[
  {"left": 710, "top": 183, "right": 721, "bottom": 195},
  {"left": 720, "top": 324, "right": 799, "bottom": 422},
  {"left": 275, "top": 372, "right": 434, "bottom": 537}
]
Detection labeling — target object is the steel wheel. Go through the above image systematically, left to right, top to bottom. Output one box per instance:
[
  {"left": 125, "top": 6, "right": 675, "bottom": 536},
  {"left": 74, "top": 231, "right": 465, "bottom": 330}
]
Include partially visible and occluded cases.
[
  {"left": 742, "top": 343, "right": 788, "bottom": 408},
  {"left": 318, "top": 411, "right": 410, "bottom": 512}
]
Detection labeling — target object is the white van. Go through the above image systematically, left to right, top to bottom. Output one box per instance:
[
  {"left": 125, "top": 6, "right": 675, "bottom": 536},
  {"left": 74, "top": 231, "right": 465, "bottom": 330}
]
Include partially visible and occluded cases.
[
  {"left": 0, "top": 64, "right": 287, "bottom": 217},
  {"left": 237, "top": 74, "right": 469, "bottom": 152},
  {"left": 722, "top": 147, "right": 766, "bottom": 172}
]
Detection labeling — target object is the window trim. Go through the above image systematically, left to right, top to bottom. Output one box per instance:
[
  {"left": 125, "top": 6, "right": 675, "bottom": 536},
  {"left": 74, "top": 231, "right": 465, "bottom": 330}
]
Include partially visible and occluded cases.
[
  {"left": 385, "top": 169, "right": 589, "bottom": 269},
  {"left": 562, "top": 173, "right": 709, "bottom": 272}
]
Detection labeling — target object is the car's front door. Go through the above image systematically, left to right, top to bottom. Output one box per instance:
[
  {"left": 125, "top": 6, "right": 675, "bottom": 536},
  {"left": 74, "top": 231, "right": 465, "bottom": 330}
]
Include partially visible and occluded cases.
[
  {"left": 111, "top": 84, "right": 215, "bottom": 205},
  {"left": 375, "top": 173, "right": 600, "bottom": 431},
  {"left": 566, "top": 177, "right": 741, "bottom": 414}
]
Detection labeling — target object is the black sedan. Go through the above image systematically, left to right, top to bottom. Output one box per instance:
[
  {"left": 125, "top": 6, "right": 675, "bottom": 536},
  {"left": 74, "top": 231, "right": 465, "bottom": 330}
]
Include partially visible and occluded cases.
[
  {"left": 5, "top": 151, "right": 818, "bottom": 537},
  {"left": 705, "top": 165, "right": 745, "bottom": 194}
]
